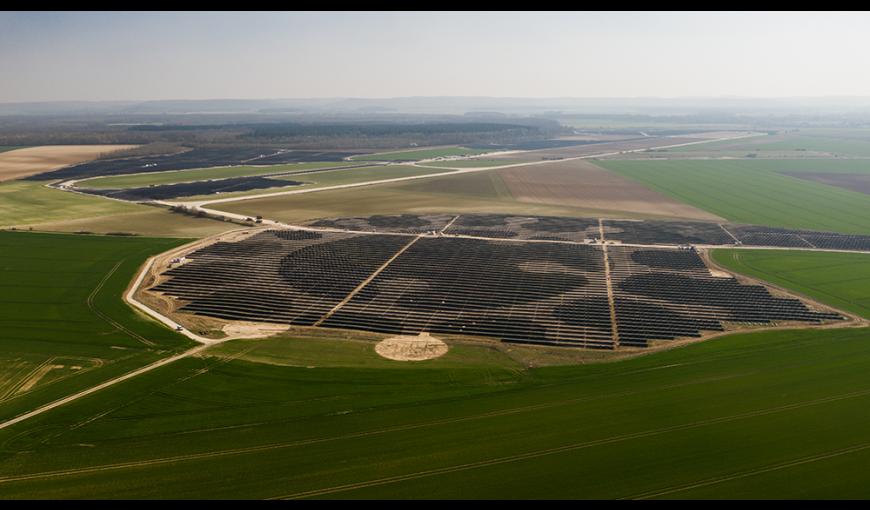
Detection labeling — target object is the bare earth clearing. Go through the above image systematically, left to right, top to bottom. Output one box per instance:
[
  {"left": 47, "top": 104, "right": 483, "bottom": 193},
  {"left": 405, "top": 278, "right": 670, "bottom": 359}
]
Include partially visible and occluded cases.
[
  {"left": 0, "top": 145, "right": 138, "bottom": 181},
  {"left": 498, "top": 160, "right": 722, "bottom": 221},
  {"left": 375, "top": 332, "right": 449, "bottom": 361}
]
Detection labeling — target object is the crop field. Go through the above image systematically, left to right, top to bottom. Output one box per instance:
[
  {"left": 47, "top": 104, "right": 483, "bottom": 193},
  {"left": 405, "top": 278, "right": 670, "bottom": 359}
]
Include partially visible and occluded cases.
[
  {"left": 665, "top": 132, "right": 870, "bottom": 157},
  {"left": 0, "top": 145, "right": 136, "bottom": 181},
  {"left": 351, "top": 146, "right": 490, "bottom": 161},
  {"left": 596, "top": 159, "right": 870, "bottom": 234},
  {"left": 497, "top": 160, "right": 720, "bottom": 220},
  {"left": 80, "top": 162, "right": 362, "bottom": 189},
  {"left": 212, "top": 168, "right": 708, "bottom": 225},
  {"left": 0, "top": 181, "right": 142, "bottom": 228},
  {"left": 25, "top": 207, "right": 237, "bottom": 237},
  {"left": 0, "top": 231, "right": 192, "bottom": 423},
  {"left": 712, "top": 249, "right": 870, "bottom": 320},
  {"left": 2, "top": 326, "right": 870, "bottom": 498}
]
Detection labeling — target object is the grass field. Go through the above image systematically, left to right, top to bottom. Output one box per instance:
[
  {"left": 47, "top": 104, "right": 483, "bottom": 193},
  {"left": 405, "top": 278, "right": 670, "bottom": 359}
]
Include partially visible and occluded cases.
[
  {"left": 666, "top": 133, "right": 870, "bottom": 157},
  {"left": 351, "top": 146, "right": 490, "bottom": 161},
  {"left": 0, "top": 147, "right": 22, "bottom": 154},
  {"left": 596, "top": 159, "right": 870, "bottom": 234},
  {"left": 79, "top": 162, "right": 362, "bottom": 189},
  {"left": 0, "top": 181, "right": 142, "bottom": 227},
  {"left": 0, "top": 181, "right": 234, "bottom": 237},
  {"left": 0, "top": 231, "right": 193, "bottom": 423},
  {"left": 712, "top": 249, "right": 870, "bottom": 320},
  {"left": 3, "top": 326, "right": 870, "bottom": 498}
]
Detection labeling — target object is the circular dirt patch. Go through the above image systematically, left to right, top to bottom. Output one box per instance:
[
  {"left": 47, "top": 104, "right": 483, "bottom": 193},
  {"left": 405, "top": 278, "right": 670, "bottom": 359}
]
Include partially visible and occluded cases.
[{"left": 375, "top": 332, "right": 448, "bottom": 361}]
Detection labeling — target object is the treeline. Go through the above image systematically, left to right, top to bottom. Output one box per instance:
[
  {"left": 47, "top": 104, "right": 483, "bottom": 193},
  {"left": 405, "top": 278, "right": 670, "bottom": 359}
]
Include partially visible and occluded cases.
[{"left": 0, "top": 115, "right": 567, "bottom": 149}]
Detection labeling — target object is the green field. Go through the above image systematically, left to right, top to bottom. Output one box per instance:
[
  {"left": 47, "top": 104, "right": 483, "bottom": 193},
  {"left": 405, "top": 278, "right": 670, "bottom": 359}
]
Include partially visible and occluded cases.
[
  {"left": 667, "top": 133, "right": 870, "bottom": 157},
  {"left": 351, "top": 146, "right": 490, "bottom": 161},
  {"left": 0, "top": 147, "right": 22, "bottom": 154},
  {"left": 597, "top": 159, "right": 870, "bottom": 234},
  {"left": 79, "top": 162, "right": 362, "bottom": 190},
  {"left": 0, "top": 180, "right": 234, "bottom": 237},
  {"left": 0, "top": 181, "right": 142, "bottom": 227},
  {"left": 0, "top": 231, "right": 193, "bottom": 423},
  {"left": 712, "top": 249, "right": 870, "bottom": 319},
  {"left": 3, "top": 326, "right": 870, "bottom": 498}
]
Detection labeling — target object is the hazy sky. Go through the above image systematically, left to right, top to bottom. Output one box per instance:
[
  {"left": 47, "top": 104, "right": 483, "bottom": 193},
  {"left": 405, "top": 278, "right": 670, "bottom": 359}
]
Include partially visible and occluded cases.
[{"left": 2, "top": 11, "right": 870, "bottom": 102}]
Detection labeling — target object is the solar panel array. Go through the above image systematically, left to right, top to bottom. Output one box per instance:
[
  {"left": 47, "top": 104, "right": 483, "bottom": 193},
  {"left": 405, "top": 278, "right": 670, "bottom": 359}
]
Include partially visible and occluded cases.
[
  {"left": 303, "top": 213, "right": 870, "bottom": 252},
  {"left": 306, "top": 214, "right": 455, "bottom": 233},
  {"left": 444, "top": 214, "right": 601, "bottom": 242},
  {"left": 151, "top": 227, "right": 843, "bottom": 350},
  {"left": 153, "top": 230, "right": 410, "bottom": 325},
  {"left": 322, "top": 237, "right": 614, "bottom": 348},
  {"left": 608, "top": 246, "right": 842, "bottom": 347}
]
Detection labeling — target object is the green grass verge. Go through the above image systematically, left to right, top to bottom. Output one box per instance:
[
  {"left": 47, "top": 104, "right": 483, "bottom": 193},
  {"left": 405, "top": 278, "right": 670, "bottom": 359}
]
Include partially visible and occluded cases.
[
  {"left": 352, "top": 146, "right": 490, "bottom": 162},
  {"left": 596, "top": 159, "right": 870, "bottom": 234},
  {"left": 80, "top": 162, "right": 361, "bottom": 190},
  {"left": 0, "top": 231, "right": 194, "bottom": 422},
  {"left": 712, "top": 249, "right": 870, "bottom": 319},
  {"left": 3, "top": 327, "right": 870, "bottom": 498}
]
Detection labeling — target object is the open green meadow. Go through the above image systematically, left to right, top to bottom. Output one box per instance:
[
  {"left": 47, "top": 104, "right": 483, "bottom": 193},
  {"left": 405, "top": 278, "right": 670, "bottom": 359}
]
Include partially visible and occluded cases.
[
  {"left": 351, "top": 146, "right": 489, "bottom": 161},
  {"left": 596, "top": 159, "right": 870, "bottom": 234},
  {"left": 79, "top": 162, "right": 362, "bottom": 189},
  {"left": 0, "top": 181, "right": 142, "bottom": 228},
  {"left": 0, "top": 181, "right": 234, "bottom": 237},
  {"left": 0, "top": 231, "right": 193, "bottom": 423},
  {"left": 712, "top": 249, "right": 870, "bottom": 320},
  {"left": 2, "top": 326, "right": 870, "bottom": 498}
]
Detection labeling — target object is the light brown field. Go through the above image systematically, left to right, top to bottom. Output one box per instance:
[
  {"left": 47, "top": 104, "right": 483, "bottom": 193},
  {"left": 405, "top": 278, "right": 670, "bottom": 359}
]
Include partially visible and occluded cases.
[
  {"left": 0, "top": 145, "right": 137, "bottom": 182},
  {"left": 498, "top": 160, "right": 723, "bottom": 221}
]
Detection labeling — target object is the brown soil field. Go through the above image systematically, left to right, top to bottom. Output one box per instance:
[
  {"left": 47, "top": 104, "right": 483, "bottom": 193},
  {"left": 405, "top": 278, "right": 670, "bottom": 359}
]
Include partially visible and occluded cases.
[
  {"left": 491, "top": 137, "right": 699, "bottom": 162},
  {"left": 0, "top": 145, "right": 137, "bottom": 182},
  {"left": 498, "top": 160, "right": 723, "bottom": 220},
  {"left": 783, "top": 172, "right": 870, "bottom": 195}
]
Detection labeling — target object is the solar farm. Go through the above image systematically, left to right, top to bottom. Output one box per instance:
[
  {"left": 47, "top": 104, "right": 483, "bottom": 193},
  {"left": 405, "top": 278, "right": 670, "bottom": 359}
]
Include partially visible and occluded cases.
[{"left": 147, "top": 213, "right": 855, "bottom": 350}]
